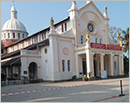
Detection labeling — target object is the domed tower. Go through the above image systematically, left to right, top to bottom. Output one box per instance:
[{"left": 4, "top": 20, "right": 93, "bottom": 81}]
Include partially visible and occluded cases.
[{"left": 1, "top": 2, "right": 28, "bottom": 47}]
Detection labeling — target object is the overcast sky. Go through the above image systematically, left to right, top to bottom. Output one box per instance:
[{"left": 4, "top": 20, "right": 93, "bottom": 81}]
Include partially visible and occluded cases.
[{"left": 1, "top": 1, "right": 129, "bottom": 36}]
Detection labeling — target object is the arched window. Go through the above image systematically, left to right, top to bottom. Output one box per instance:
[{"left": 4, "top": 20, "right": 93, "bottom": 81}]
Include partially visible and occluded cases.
[
  {"left": 65, "top": 23, "right": 67, "bottom": 31},
  {"left": 62, "top": 24, "right": 64, "bottom": 32},
  {"left": 4, "top": 33, "right": 6, "bottom": 38},
  {"left": 8, "top": 33, "right": 9, "bottom": 38},
  {"left": 13, "top": 33, "right": 15, "bottom": 38},
  {"left": 18, "top": 33, "right": 20, "bottom": 38},
  {"left": 23, "top": 34, "right": 24, "bottom": 38},
  {"left": 81, "top": 35, "right": 83, "bottom": 44},
  {"left": 95, "top": 38, "right": 98, "bottom": 43},
  {"left": 100, "top": 39, "right": 102, "bottom": 44},
  {"left": 45, "top": 60, "right": 49, "bottom": 76},
  {"left": 62, "top": 60, "right": 65, "bottom": 72},
  {"left": 68, "top": 60, "right": 70, "bottom": 71}
]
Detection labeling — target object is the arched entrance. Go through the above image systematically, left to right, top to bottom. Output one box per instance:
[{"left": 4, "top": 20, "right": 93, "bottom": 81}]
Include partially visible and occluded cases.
[
  {"left": 94, "top": 59, "right": 97, "bottom": 77},
  {"left": 29, "top": 62, "right": 38, "bottom": 80}
]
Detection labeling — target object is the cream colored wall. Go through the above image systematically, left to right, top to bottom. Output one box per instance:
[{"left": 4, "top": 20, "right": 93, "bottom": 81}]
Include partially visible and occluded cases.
[{"left": 79, "top": 3, "right": 105, "bottom": 44}]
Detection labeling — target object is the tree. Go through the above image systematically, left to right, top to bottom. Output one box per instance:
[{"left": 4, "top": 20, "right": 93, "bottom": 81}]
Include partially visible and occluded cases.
[
  {"left": 109, "top": 26, "right": 122, "bottom": 43},
  {"left": 121, "top": 28, "right": 129, "bottom": 56},
  {"left": 123, "top": 55, "right": 129, "bottom": 75}
]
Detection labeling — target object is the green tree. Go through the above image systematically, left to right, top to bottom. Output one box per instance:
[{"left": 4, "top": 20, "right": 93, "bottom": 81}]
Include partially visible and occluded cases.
[{"left": 121, "top": 28, "right": 129, "bottom": 56}]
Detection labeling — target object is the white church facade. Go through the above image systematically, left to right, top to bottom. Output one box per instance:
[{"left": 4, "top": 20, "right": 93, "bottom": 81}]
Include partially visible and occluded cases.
[{"left": 1, "top": 1, "right": 124, "bottom": 82}]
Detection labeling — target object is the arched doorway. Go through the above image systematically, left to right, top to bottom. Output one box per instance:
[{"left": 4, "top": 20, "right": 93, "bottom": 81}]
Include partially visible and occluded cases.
[
  {"left": 94, "top": 59, "right": 97, "bottom": 77},
  {"left": 29, "top": 62, "right": 38, "bottom": 80}
]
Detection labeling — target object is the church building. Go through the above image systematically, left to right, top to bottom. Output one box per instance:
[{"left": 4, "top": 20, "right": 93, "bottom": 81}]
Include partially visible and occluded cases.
[{"left": 1, "top": 1, "right": 124, "bottom": 82}]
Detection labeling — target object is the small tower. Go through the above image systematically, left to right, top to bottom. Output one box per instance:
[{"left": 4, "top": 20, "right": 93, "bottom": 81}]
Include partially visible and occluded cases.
[
  {"left": 68, "top": 1, "right": 79, "bottom": 45},
  {"left": 86, "top": 1, "right": 91, "bottom": 4},
  {"left": 1, "top": 2, "right": 28, "bottom": 48},
  {"left": 10, "top": 2, "right": 17, "bottom": 19},
  {"left": 104, "top": 5, "right": 110, "bottom": 44}
]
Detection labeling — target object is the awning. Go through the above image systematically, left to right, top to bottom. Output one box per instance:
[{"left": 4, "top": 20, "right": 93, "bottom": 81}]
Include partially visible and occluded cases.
[{"left": 1, "top": 57, "right": 21, "bottom": 67}]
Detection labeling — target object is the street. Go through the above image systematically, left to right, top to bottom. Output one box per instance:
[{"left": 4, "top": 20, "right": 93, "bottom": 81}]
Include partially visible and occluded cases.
[{"left": 1, "top": 77, "right": 129, "bottom": 102}]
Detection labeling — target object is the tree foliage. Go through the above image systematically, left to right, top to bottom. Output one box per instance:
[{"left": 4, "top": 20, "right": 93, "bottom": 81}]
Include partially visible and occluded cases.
[{"left": 109, "top": 26, "right": 122, "bottom": 43}]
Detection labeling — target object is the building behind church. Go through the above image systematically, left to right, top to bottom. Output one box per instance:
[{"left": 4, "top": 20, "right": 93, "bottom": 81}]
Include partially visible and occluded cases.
[{"left": 1, "top": 1, "right": 124, "bottom": 82}]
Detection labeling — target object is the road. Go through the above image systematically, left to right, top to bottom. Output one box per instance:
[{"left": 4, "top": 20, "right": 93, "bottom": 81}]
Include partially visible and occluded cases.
[{"left": 1, "top": 77, "right": 129, "bottom": 102}]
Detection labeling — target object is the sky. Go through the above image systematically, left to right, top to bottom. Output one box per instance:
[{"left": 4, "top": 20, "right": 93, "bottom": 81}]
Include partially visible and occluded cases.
[{"left": 1, "top": 1, "right": 129, "bottom": 36}]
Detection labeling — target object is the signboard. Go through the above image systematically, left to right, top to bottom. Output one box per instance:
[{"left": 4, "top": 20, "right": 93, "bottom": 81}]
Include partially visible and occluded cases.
[
  {"left": 91, "top": 43, "right": 122, "bottom": 51},
  {"left": 91, "top": 43, "right": 106, "bottom": 49},
  {"left": 106, "top": 45, "right": 122, "bottom": 50},
  {"left": 100, "top": 70, "right": 107, "bottom": 79},
  {"left": 24, "top": 71, "right": 27, "bottom": 74}
]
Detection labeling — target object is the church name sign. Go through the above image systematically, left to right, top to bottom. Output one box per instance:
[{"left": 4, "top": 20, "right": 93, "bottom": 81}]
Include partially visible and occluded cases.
[{"left": 91, "top": 43, "right": 122, "bottom": 51}]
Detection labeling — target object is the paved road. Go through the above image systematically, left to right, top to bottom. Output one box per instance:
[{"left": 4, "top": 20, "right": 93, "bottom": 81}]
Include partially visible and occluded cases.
[{"left": 1, "top": 77, "right": 129, "bottom": 102}]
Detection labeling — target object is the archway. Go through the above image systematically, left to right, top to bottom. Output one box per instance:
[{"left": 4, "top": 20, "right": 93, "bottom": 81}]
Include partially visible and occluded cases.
[
  {"left": 94, "top": 59, "right": 97, "bottom": 77},
  {"left": 29, "top": 62, "right": 38, "bottom": 80}
]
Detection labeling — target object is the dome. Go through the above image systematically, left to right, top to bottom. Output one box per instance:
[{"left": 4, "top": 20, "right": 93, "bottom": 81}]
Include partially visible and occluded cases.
[{"left": 2, "top": 18, "right": 27, "bottom": 32}]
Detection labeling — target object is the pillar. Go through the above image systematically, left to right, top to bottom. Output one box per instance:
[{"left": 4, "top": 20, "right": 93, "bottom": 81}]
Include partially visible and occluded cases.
[
  {"left": 86, "top": 49, "right": 91, "bottom": 78},
  {"left": 91, "top": 53, "right": 94, "bottom": 77},
  {"left": 101, "top": 53, "right": 105, "bottom": 71},
  {"left": 110, "top": 54, "right": 114, "bottom": 76},
  {"left": 118, "top": 55, "right": 124, "bottom": 75},
  {"left": 37, "top": 66, "right": 40, "bottom": 79},
  {"left": 6, "top": 67, "right": 8, "bottom": 78}
]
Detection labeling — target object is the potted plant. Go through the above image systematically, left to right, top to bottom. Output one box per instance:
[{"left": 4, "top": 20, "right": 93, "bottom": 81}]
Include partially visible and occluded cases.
[
  {"left": 87, "top": 72, "right": 92, "bottom": 80},
  {"left": 13, "top": 73, "right": 19, "bottom": 80},
  {"left": 72, "top": 75, "right": 77, "bottom": 81},
  {"left": 83, "top": 75, "right": 87, "bottom": 81},
  {"left": 21, "top": 76, "right": 27, "bottom": 84}
]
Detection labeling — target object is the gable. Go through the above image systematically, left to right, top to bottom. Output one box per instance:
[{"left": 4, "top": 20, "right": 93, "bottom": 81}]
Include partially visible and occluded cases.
[{"left": 79, "top": 2, "right": 105, "bottom": 20}]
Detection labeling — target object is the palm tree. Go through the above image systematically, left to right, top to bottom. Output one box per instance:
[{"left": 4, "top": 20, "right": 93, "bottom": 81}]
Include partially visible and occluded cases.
[{"left": 121, "top": 28, "right": 129, "bottom": 56}]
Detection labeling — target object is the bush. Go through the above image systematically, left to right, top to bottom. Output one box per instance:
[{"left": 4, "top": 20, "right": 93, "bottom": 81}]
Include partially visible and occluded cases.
[
  {"left": 1, "top": 73, "right": 6, "bottom": 79},
  {"left": 10, "top": 73, "right": 19, "bottom": 79},
  {"left": 72, "top": 75, "right": 77, "bottom": 80},
  {"left": 21, "top": 76, "right": 27, "bottom": 81}
]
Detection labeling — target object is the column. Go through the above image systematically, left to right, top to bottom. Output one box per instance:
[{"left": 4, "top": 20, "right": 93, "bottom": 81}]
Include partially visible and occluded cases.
[
  {"left": 86, "top": 49, "right": 91, "bottom": 78},
  {"left": 91, "top": 53, "right": 95, "bottom": 77},
  {"left": 101, "top": 53, "right": 105, "bottom": 71},
  {"left": 110, "top": 54, "right": 114, "bottom": 76},
  {"left": 118, "top": 55, "right": 123, "bottom": 75},
  {"left": 37, "top": 66, "right": 41, "bottom": 79},
  {"left": 6, "top": 67, "right": 8, "bottom": 78}
]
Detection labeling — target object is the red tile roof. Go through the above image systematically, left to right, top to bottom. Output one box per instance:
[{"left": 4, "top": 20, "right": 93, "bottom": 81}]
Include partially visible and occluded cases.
[{"left": 1, "top": 41, "right": 16, "bottom": 47}]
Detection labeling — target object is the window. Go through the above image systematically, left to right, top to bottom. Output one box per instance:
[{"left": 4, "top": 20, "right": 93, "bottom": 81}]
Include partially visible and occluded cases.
[
  {"left": 65, "top": 23, "right": 67, "bottom": 31},
  {"left": 62, "top": 24, "right": 64, "bottom": 32},
  {"left": 4, "top": 33, "right": 6, "bottom": 38},
  {"left": 8, "top": 33, "right": 10, "bottom": 38},
  {"left": 13, "top": 33, "right": 15, "bottom": 38},
  {"left": 18, "top": 33, "right": 20, "bottom": 38},
  {"left": 23, "top": 34, "right": 24, "bottom": 38},
  {"left": 81, "top": 35, "right": 83, "bottom": 44},
  {"left": 95, "top": 38, "right": 97, "bottom": 43},
  {"left": 100, "top": 39, "right": 102, "bottom": 44},
  {"left": 45, "top": 60, "right": 49, "bottom": 76},
  {"left": 62, "top": 60, "right": 65, "bottom": 72},
  {"left": 68, "top": 60, "right": 70, "bottom": 71},
  {"left": 114, "top": 61, "right": 116, "bottom": 70}
]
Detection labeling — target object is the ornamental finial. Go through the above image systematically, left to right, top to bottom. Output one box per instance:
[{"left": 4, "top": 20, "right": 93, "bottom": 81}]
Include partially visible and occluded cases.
[
  {"left": 73, "top": 1, "right": 77, "bottom": 5},
  {"left": 104, "top": 5, "right": 107, "bottom": 14},
  {"left": 50, "top": 17, "right": 54, "bottom": 27},
  {"left": 117, "top": 32, "right": 120, "bottom": 39},
  {"left": 86, "top": 33, "right": 90, "bottom": 43},
  {"left": 119, "top": 39, "right": 123, "bottom": 47}
]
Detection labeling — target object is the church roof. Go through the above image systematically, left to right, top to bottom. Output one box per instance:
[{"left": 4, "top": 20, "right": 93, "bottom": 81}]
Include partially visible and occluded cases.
[
  {"left": 1, "top": 3, "right": 27, "bottom": 33},
  {"left": 5, "top": 16, "right": 70, "bottom": 48},
  {"left": 1, "top": 39, "right": 49, "bottom": 60}
]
